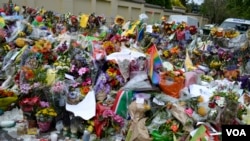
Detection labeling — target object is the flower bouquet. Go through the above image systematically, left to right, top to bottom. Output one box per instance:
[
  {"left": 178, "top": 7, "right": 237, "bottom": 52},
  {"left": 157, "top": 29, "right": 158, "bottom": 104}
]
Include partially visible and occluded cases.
[
  {"left": 65, "top": 48, "right": 93, "bottom": 104},
  {"left": 94, "top": 61, "right": 124, "bottom": 102},
  {"left": 0, "top": 88, "right": 18, "bottom": 111},
  {"left": 19, "top": 96, "right": 40, "bottom": 113},
  {"left": 19, "top": 96, "right": 41, "bottom": 129},
  {"left": 36, "top": 107, "right": 57, "bottom": 132},
  {"left": 146, "top": 107, "right": 188, "bottom": 141},
  {"left": 98, "top": 109, "right": 125, "bottom": 139}
]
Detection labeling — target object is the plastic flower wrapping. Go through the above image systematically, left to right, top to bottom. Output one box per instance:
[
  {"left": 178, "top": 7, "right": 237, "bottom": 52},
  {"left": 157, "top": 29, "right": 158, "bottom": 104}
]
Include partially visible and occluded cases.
[{"left": 2, "top": 1, "right": 250, "bottom": 141}]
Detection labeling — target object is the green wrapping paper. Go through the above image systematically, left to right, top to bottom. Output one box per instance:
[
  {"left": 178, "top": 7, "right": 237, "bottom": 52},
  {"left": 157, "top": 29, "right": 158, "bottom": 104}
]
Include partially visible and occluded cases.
[{"left": 0, "top": 96, "right": 18, "bottom": 111}]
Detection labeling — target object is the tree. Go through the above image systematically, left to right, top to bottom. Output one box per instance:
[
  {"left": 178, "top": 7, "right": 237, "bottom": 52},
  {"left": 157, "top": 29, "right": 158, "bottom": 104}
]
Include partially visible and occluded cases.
[
  {"left": 145, "top": 0, "right": 172, "bottom": 9},
  {"left": 180, "top": 0, "right": 189, "bottom": 7},
  {"left": 200, "top": 0, "right": 250, "bottom": 24},
  {"left": 200, "top": 0, "right": 228, "bottom": 24}
]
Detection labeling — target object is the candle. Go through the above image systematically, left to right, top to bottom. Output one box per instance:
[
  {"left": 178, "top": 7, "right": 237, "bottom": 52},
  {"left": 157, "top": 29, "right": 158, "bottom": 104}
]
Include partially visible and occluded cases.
[
  {"left": 82, "top": 130, "right": 90, "bottom": 141},
  {"left": 50, "top": 133, "right": 58, "bottom": 141}
]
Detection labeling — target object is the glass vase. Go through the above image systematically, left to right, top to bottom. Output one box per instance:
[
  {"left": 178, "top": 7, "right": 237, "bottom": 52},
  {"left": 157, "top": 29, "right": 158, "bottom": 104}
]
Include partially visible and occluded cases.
[{"left": 37, "top": 121, "right": 52, "bottom": 132}]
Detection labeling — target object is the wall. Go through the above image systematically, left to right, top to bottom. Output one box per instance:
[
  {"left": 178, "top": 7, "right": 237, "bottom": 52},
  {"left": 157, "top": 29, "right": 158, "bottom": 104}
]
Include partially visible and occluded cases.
[{"left": 11, "top": 0, "right": 208, "bottom": 26}]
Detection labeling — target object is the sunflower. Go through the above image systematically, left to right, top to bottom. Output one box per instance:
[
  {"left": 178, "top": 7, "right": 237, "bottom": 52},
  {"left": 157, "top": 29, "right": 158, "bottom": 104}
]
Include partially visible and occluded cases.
[{"left": 114, "top": 15, "right": 125, "bottom": 25}]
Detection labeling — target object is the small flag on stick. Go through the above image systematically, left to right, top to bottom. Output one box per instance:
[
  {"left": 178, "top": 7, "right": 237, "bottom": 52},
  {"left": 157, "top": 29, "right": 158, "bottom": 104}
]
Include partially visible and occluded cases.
[{"left": 147, "top": 44, "right": 162, "bottom": 85}]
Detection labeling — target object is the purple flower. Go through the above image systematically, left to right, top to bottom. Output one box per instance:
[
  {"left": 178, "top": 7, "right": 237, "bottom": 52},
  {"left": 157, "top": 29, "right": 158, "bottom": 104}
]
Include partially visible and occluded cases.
[
  {"left": 116, "top": 75, "right": 124, "bottom": 85},
  {"left": 33, "top": 82, "right": 41, "bottom": 88},
  {"left": 71, "top": 82, "right": 80, "bottom": 88},
  {"left": 20, "top": 83, "right": 32, "bottom": 94},
  {"left": 105, "top": 84, "right": 111, "bottom": 94},
  {"left": 40, "top": 101, "right": 50, "bottom": 108},
  {"left": 102, "top": 109, "right": 115, "bottom": 118}
]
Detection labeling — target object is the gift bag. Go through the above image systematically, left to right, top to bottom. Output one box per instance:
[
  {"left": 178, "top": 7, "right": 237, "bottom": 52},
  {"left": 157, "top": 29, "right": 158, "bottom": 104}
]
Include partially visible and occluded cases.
[{"left": 159, "top": 71, "right": 185, "bottom": 98}]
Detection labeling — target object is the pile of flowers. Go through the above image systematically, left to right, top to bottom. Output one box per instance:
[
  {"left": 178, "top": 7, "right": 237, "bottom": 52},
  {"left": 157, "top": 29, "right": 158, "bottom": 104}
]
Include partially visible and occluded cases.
[
  {"left": 2, "top": 1, "right": 250, "bottom": 140},
  {"left": 210, "top": 27, "right": 240, "bottom": 38},
  {"left": 0, "top": 88, "right": 15, "bottom": 98},
  {"left": 0, "top": 89, "right": 18, "bottom": 111},
  {"left": 19, "top": 96, "right": 40, "bottom": 113}
]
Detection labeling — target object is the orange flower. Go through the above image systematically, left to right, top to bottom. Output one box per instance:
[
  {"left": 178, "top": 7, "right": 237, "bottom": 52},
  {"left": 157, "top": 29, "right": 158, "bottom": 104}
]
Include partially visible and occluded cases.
[
  {"left": 71, "top": 41, "right": 79, "bottom": 48},
  {"left": 103, "top": 41, "right": 115, "bottom": 55},
  {"left": 41, "top": 42, "right": 51, "bottom": 53},
  {"left": 31, "top": 45, "right": 40, "bottom": 53},
  {"left": 170, "top": 46, "right": 180, "bottom": 54},
  {"left": 22, "top": 66, "right": 35, "bottom": 80},
  {"left": 107, "top": 68, "right": 117, "bottom": 78},
  {"left": 80, "top": 86, "right": 90, "bottom": 95},
  {"left": 0, "top": 89, "right": 14, "bottom": 97},
  {"left": 5, "top": 91, "right": 14, "bottom": 97},
  {"left": 170, "top": 124, "right": 179, "bottom": 133}
]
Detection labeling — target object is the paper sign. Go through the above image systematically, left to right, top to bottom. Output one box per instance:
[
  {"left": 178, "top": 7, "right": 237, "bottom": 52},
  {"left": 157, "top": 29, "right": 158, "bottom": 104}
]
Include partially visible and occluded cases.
[
  {"left": 146, "top": 25, "right": 152, "bottom": 33},
  {"left": 65, "top": 73, "right": 74, "bottom": 80},
  {"left": 188, "top": 84, "right": 214, "bottom": 102},
  {"left": 66, "top": 90, "right": 96, "bottom": 120}
]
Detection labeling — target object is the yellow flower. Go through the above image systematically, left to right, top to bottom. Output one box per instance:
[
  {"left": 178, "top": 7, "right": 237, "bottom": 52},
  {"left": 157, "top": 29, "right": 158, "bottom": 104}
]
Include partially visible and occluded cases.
[
  {"left": 163, "top": 50, "right": 170, "bottom": 58},
  {"left": 197, "top": 96, "right": 204, "bottom": 103},
  {"left": 197, "top": 106, "right": 207, "bottom": 117},
  {"left": 42, "top": 110, "right": 48, "bottom": 115},
  {"left": 87, "top": 126, "right": 94, "bottom": 133}
]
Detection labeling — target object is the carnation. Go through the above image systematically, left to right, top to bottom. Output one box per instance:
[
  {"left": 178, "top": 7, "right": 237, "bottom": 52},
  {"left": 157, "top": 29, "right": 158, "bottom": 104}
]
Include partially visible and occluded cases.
[
  {"left": 102, "top": 109, "right": 115, "bottom": 118},
  {"left": 113, "top": 115, "right": 124, "bottom": 127}
]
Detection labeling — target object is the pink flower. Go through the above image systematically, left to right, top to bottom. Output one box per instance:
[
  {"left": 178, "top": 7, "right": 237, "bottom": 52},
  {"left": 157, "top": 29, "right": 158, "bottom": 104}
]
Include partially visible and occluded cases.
[
  {"left": 70, "top": 65, "right": 76, "bottom": 72},
  {"left": 78, "top": 67, "right": 89, "bottom": 75},
  {"left": 82, "top": 78, "right": 92, "bottom": 86},
  {"left": 85, "top": 78, "right": 92, "bottom": 85},
  {"left": 51, "top": 81, "right": 65, "bottom": 93},
  {"left": 71, "top": 82, "right": 80, "bottom": 88},
  {"left": 215, "top": 96, "right": 220, "bottom": 100},
  {"left": 40, "top": 101, "right": 50, "bottom": 108},
  {"left": 185, "top": 108, "right": 193, "bottom": 117},
  {"left": 102, "top": 109, "right": 114, "bottom": 118},
  {"left": 113, "top": 115, "right": 124, "bottom": 127}
]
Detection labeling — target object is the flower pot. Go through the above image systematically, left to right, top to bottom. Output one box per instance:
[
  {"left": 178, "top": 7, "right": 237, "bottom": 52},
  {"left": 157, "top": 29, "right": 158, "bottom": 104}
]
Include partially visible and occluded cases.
[{"left": 37, "top": 121, "right": 51, "bottom": 132}]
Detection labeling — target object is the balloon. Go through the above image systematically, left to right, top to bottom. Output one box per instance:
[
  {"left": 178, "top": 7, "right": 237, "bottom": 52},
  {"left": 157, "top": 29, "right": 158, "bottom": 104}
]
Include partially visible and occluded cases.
[
  {"left": 14, "top": 6, "right": 20, "bottom": 12},
  {"left": 36, "top": 15, "right": 43, "bottom": 22}
]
